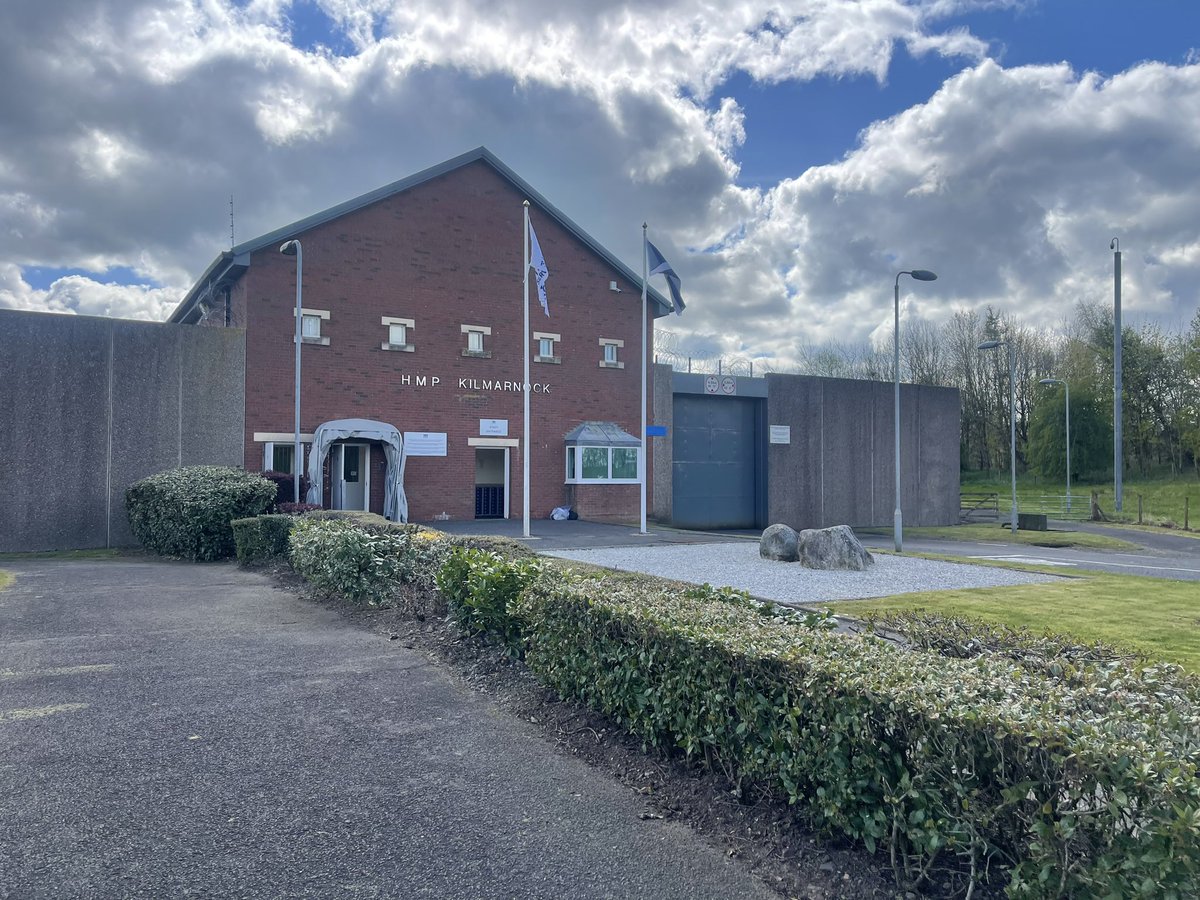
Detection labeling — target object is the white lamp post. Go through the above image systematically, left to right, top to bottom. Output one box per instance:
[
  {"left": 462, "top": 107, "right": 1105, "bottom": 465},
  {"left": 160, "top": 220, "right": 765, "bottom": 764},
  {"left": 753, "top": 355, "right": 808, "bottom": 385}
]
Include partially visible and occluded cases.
[
  {"left": 1111, "top": 237, "right": 1123, "bottom": 512},
  {"left": 280, "top": 239, "right": 303, "bottom": 504},
  {"left": 893, "top": 268, "right": 937, "bottom": 552},
  {"left": 978, "top": 338, "right": 1017, "bottom": 535},
  {"left": 1039, "top": 377, "right": 1070, "bottom": 513}
]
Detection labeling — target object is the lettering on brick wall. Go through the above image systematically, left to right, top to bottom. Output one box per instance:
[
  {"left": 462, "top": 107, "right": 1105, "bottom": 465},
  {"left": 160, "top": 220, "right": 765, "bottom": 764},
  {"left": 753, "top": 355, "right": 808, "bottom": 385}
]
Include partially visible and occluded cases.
[
  {"left": 399, "top": 374, "right": 443, "bottom": 387},
  {"left": 456, "top": 378, "right": 550, "bottom": 394}
]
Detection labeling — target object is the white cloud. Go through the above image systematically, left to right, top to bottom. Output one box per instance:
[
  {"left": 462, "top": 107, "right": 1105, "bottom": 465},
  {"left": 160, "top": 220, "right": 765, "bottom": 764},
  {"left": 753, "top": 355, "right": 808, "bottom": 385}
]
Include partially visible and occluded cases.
[{"left": 0, "top": 0, "right": 1197, "bottom": 369}]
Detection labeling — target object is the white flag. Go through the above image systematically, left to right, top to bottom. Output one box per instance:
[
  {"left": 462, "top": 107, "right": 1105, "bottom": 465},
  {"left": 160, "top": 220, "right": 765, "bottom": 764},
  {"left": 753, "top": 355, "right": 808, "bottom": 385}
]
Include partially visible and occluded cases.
[{"left": 529, "top": 222, "right": 550, "bottom": 316}]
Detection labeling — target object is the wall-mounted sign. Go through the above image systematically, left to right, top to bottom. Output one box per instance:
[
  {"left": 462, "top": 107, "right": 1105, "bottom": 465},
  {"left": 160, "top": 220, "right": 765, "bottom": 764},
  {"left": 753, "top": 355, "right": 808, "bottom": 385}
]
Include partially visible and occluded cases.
[
  {"left": 704, "top": 375, "right": 720, "bottom": 394},
  {"left": 721, "top": 376, "right": 737, "bottom": 395},
  {"left": 480, "top": 418, "right": 508, "bottom": 436},
  {"left": 646, "top": 425, "right": 668, "bottom": 437},
  {"left": 769, "top": 425, "right": 791, "bottom": 445},
  {"left": 404, "top": 432, "right": 448, "bottom": 456}
]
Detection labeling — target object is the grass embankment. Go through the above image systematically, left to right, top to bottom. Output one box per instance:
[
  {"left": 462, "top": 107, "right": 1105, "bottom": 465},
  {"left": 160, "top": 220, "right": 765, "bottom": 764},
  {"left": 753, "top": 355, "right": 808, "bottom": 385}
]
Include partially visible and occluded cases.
[
  {"left": 962, "top": 471, "right": 1200, "bottom": 528},
  {"left": 867, "top": 524, "right": 1139, "bottom": 550},
  {"left": 0, "top": 549, "right": 123, "bottom": 563},
  {"left": 831, "top": 572, "right": 1200, "bottom": 671}
]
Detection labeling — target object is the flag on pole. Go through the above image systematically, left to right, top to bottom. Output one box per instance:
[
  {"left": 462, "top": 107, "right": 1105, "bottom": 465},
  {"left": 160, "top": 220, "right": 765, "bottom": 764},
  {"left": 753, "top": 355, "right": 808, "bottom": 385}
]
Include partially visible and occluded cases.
[
  {"left": 528, "top": 221, "right": 550, "bottom": 316},
  {"left": 646, "top": 240, "right": 684, "bottom": 315}
]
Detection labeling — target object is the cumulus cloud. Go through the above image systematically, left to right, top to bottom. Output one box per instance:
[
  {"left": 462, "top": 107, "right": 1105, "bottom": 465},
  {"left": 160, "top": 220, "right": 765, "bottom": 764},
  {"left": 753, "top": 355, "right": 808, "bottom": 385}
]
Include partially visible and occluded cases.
[{"left": 1, "top": 0, "right": 1197, "bottom": 368}]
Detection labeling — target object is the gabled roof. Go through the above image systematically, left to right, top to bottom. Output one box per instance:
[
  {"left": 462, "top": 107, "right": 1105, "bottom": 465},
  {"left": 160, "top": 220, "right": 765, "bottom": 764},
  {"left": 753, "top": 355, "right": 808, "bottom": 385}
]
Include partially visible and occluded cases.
[
  {"left": 169, "top": 146, "right": 676, "bottom": 323},
  {"left": 563, "top": 421, "right": 641, "bottom": 446}
]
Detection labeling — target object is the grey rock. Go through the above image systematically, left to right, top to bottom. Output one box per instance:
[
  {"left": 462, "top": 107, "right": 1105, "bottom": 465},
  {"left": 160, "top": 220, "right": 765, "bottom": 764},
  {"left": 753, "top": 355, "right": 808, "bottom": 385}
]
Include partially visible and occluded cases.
[
  {"left": 759, "top": 524, "right": 799, "bottom": 561},
  {"left": 797, "top": 525, "right": 874, "bottom": 571}
]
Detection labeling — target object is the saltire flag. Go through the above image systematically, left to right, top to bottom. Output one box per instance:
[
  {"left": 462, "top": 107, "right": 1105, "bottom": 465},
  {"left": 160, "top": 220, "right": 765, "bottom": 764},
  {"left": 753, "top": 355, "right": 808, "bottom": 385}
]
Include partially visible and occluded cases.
[
  {"left": 529, "top": 221, "right": 550, "bottom": 316},
  {"left": 646, "top": 240, "right": 685, "bottom": 315}
]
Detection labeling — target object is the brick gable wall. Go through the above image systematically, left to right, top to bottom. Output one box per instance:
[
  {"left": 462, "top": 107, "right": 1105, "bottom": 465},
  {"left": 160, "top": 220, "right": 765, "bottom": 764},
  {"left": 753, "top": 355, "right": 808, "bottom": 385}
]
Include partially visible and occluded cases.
[{"left": 237, "top": 160, "right": 653, "bottom": 523}]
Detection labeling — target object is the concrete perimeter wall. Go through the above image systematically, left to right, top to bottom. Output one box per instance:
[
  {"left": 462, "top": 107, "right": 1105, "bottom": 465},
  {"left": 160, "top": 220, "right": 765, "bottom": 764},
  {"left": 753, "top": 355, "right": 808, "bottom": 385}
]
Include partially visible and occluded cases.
[
  {"left": 0, "top": 310, "right": 245, "bottom": 551},
  {"left": 765, "top": 374, "right": 960, "bottom": 529}
]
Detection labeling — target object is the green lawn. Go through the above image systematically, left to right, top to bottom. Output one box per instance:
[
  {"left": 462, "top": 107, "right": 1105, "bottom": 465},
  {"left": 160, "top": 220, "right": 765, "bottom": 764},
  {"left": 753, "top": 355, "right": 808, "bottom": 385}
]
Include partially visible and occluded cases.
[
  {"left": 961, "top": 471, "right": 1200, "bottom": 529},
  {"left": 867, "top": 524, "right": 1139, "bottom": 551},
  {"left": 0, "top": 549, "right": 124, "bottom": 563},
  {"left": 0, "top": 570, "right": 12, "bottom": 591},
  {"left": 830, "top": 572, "right": 1200, "bottom": 671}
]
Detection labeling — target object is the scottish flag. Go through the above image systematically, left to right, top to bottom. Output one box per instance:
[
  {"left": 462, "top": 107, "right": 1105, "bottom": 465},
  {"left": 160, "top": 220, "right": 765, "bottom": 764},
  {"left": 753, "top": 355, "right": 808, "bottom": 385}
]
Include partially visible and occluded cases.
[{"left": 646, "top": 240, "right": 685, "bottom": 315}]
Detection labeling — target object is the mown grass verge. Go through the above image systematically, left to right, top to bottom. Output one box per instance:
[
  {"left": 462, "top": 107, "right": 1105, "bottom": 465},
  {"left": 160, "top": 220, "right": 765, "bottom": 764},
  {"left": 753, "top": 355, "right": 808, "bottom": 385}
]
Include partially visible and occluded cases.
[
  {"left": 863, "top": 523, "right": 1139, "bottom": 550},
  {"left": 0, "top": 549, "right": 124, "bottom": 562},
  {"left": 829, "top": 571, "right": 1200, "bottom": 671}
]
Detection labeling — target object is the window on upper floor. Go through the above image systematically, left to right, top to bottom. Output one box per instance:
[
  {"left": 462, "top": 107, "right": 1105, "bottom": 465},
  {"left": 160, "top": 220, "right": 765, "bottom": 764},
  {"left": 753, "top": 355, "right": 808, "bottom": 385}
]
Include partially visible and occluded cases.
[
  {"left": 294, "top": 307, "right": 331, "bottom": 345},
  {"left": 381, "top": 316, "right": 415, "bottom": 352},
  {"left": 462, "top": 324, "right": 492, "bottom": 358},
  {"left": 534, "top": 331, "right": 560, "bottom": 364},
  {"left": 599, "top": 338, "right": 623, "bottom": 369}
]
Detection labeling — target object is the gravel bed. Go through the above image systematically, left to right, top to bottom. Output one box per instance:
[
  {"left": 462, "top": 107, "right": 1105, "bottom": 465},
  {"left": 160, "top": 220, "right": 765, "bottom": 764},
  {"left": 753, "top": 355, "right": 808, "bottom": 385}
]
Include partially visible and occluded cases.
[{"left": 545, "top": 541, "right": 1061, "bottom": 604}]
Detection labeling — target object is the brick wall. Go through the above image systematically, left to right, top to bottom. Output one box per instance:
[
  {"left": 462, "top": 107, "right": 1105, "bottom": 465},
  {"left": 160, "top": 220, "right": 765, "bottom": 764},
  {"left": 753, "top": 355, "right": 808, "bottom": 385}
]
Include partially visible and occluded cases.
[{"left": 237, "top": 160, "right": 654, "bottom": 523}]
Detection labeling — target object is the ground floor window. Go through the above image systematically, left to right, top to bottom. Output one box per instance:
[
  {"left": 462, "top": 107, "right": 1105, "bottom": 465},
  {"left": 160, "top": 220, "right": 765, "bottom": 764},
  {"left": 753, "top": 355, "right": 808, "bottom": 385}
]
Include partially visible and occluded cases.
[
  {"left": 263, "top": 441, "right": 307, "bottom": 474},
  {"left": 565, "top": 445, "right": 639, "bottom": 483}
]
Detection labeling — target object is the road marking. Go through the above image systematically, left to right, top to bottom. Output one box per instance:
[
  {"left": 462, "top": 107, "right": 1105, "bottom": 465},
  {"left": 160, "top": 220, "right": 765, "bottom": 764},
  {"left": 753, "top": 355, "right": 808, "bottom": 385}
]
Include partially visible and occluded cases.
[
  {"left": 971, "top": 555, "right": 1078, "bottom": 567},
  {"left": 972, "top": 555, "right": 1200, "bottom": 575},
  {"left": 0, "top": 664, "right": 115, "bottom": 680},
  {"left": 0, "top": 703, "right": 89, "bottom": 724}
]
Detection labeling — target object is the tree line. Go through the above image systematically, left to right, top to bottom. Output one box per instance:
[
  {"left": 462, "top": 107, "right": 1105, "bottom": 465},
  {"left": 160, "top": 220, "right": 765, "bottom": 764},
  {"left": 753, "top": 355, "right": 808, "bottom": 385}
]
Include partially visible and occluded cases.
[
  {"left": 661, "top": 303, "right": 1200, "bottom": 480},
  {"left": 793, "top": 303, "right": 1200, "bottom": 480}
]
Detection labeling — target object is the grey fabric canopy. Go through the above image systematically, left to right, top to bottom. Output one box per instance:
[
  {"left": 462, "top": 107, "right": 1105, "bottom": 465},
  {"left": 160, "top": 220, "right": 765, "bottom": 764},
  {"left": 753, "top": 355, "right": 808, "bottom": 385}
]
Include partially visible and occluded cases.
[{"left": 305, "top": 419, "right": 408, "bottom": 522}]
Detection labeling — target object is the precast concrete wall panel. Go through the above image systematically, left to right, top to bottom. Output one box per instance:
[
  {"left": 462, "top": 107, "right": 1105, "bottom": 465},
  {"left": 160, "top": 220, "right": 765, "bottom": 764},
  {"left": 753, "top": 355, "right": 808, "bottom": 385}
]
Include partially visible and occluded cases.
[
  {"left": 0, "top": 310, "right": 245, "bottom": 551},
  {"left": 0, "top": 313, "right": 112, "bottom": 550},
  {"left": 180, "top": 329, "right": 245, "bottom": 467},
  {"left": 766, "top": 373, "right": 959, "bottom": 530},
  {"left": 820, "top": 378, "right": 877, "bottom": 527},
  {"left": 915, "top": 385, "right": 961, "bottom": 524}
]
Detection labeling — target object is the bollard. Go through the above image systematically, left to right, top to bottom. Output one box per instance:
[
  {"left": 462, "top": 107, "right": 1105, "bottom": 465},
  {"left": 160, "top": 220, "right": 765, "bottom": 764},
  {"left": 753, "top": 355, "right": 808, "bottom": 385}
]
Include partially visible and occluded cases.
[
  {"left": 1138, "top": 493, "right": 1143, "bottom": 525},
  {"left": 1186, "top": 496, "right": 1190, "bottom": 531}
]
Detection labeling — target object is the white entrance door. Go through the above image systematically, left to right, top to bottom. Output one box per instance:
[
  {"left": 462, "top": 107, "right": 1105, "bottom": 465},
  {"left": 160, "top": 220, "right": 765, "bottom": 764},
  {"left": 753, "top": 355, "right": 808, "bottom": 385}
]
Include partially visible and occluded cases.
[{"left": 332, "top": 443, "right": 370, "bottom": 511}]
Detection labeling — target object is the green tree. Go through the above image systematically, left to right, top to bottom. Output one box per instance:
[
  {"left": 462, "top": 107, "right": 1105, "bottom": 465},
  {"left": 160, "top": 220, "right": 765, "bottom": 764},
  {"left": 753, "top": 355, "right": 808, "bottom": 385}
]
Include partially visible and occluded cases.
[{"left": 1028, "top": 385, "right": 1112, "bottom": 481}]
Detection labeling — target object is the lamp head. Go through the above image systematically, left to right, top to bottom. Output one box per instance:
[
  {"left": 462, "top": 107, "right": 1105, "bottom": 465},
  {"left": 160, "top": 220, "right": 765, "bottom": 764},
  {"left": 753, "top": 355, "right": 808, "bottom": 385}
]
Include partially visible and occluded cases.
[
  {"left": 1110, "top": 237, "right": 1119, "bottom": 251},
  {"left": 279, "top": 240, "right": 299, "bottom": 256},
  {"left": 910, "top": 269, "right": 937, "bottom": 282},
  {"left": 977, "top": 339, "right": 1002, "bottom": 350},
  {"left": 1039, "top": 378, "right": 1064, "bottom": 386}
]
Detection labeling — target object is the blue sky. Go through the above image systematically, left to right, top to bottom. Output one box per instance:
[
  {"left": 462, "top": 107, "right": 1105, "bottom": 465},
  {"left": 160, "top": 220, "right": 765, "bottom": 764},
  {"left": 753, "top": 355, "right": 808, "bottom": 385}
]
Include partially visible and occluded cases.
[{"left": 2, "top": 0, "right": 1199, "bottom": 361}]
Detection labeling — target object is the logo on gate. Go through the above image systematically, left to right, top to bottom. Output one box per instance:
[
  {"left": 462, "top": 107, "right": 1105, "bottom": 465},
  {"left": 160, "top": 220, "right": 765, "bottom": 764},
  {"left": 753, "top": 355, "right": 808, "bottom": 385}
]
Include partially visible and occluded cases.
[
  {"left": 704, "top": 375, "right": 720, "bottom": 394},
  {"left": 721, "top": 376, "right": 737, "bottom": 395}
]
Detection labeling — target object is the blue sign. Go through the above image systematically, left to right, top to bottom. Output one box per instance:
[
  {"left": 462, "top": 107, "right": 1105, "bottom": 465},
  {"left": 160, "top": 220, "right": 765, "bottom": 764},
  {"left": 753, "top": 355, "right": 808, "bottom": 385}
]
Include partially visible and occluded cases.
[{"left": 646, "top": 425, "right": 668, "bottom": 437}]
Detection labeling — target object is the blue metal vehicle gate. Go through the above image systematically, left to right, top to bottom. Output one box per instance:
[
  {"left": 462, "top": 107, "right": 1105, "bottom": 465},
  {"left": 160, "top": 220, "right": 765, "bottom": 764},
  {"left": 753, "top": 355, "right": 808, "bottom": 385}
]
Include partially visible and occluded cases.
[{"left": 671, "top": 395, "right": 765, "bottom": 530}]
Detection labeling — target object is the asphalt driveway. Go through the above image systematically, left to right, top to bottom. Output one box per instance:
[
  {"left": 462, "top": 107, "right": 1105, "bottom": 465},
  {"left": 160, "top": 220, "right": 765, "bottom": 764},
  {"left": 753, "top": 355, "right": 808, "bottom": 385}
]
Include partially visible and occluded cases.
[{"left": 0, "top": 558, "right": 774, "bottom": 900}]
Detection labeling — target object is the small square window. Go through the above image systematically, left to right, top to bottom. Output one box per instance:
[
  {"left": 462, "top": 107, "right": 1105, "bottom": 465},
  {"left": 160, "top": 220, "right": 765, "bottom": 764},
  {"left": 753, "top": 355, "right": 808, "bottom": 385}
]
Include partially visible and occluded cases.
[
  {"left": 295, "top": 307, "right": 330, "bottom": 345},
  {"left": 301, "top": 315, "right": 321, "bottom": 339},
  {"left": 381, "top": 317, "right": 415, "bottom": 352},
  {"left": 389, "top": 323, "right": 407, "bottom": 346},
  {"left": 461, "top": 324, "right": 492, "bottom": 358},
  {"left": 534, "top": 331, "right": 561, "bottom": 364},
  {"left": 539, "top": 337, "right": 553, "bottom": 357},
  {"left": 599, "top": 338, "right": 624, "bottom": 368}
]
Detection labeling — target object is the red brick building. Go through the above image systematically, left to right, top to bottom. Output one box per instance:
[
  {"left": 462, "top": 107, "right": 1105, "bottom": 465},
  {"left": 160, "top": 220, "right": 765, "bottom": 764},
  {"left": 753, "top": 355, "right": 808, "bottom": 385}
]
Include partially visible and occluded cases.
[{"left": 170, "top": 148, "right": 674, "bottom": 523}]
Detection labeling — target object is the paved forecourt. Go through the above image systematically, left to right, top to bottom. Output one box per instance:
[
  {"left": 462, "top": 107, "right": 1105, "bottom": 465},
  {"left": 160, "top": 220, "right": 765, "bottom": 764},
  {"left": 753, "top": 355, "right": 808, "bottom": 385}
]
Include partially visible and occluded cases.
[{"left": 0, "top": 558, "right": 776, "bottom": 900}]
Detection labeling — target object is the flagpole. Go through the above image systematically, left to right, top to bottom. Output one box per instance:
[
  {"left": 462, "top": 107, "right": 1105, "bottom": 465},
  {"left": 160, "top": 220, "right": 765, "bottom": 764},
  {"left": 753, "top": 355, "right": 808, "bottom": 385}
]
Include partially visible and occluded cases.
[
  {"left": 523, "top": 201, "right": 531, "bottom": 538},
  {"left": 640, "top": 223, "right": 648, "bottom": 535}
]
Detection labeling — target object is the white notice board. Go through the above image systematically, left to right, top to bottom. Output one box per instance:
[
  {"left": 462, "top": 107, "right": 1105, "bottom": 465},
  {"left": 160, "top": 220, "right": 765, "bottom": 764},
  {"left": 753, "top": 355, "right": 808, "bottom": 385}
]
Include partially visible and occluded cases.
[
  {"left": 480, "top": 418, "right": 509, "bottom": 436},
  {"left": 769, "top": 425, "right": 791, "bottom": 445},
  {"left": 404, "top": 432, "right": 448, "bottom": 456}
]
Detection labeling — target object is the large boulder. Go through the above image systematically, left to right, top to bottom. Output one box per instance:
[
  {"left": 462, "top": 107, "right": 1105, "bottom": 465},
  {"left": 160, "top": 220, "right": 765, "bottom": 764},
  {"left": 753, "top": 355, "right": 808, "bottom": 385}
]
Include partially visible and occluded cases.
[
  {"left": 759, "top": 523, "right": 799, "bottom": 561},
  {"left": 797, "top": 525, "right": 874, "bottom": 571}
]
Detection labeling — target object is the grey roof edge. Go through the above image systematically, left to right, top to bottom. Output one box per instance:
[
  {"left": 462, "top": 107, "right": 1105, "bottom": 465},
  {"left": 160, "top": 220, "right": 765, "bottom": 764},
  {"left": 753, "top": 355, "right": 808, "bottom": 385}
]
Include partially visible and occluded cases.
[
  {"left": 168, "top": 146, "right": 676, "bottom": 323},
  {"left": 168, "top": 252, "right": 249, "bottom": 324}
]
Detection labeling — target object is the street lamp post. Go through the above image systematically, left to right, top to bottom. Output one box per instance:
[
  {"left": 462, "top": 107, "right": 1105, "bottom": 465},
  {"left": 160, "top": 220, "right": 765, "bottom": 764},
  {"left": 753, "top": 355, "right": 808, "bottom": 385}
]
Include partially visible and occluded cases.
[
  {"left": 1111, "top": 238, "right": 1123, "bottom": 512},
  {"left": 280, "top": 240, "right": 303, "bottom": 504},
  {"left": 893, "top": 268, "right": 938, "bottom": 553},
  {"left": 979, "top": 338, "right": 1018, "bottom": 535},
  {"left": 1039, "top": 378, "right": 1071, "bottom": 513}
]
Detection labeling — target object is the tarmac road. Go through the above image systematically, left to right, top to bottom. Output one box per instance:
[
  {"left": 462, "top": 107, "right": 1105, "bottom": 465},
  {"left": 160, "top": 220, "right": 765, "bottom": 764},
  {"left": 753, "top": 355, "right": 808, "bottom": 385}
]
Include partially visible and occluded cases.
[{"left": 0, "top": 558, "right": 775, "bottom": 900}]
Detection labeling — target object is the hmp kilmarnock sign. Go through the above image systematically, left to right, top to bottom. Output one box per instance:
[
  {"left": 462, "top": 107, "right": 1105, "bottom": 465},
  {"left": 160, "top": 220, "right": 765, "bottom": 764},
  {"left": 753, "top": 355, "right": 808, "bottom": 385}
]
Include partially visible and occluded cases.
[{"left": 397, "top": 372, "right": 551, "bottom": 393}]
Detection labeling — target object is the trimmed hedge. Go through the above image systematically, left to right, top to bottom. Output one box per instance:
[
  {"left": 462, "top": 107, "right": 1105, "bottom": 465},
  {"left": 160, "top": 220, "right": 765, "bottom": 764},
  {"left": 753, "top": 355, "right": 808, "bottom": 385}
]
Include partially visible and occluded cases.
[
  {"left": 126, "top": 466, "right": 276, "bottom": 561},
  {"left": 231, "top": 514, "right": 295, "bottom": 565},
  {"left": 288, "top": 518, "right": 448, "bottom": 603},
  {"left": 436, "top": 547, "right": 542, "bottom": 652},
  {"left": 513, "top": 568, "right": 1200, "bottom": 898}
]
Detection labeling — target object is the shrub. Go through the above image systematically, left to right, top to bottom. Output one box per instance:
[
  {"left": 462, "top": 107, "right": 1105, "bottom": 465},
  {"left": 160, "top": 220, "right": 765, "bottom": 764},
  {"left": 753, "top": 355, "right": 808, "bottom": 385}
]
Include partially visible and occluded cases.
[
  {"left": 126, "top": 466, "right": 276, "bottom": 561},
  {"left": 261, "top": 469, "right": 310, "bottom": 508},
  {"left": 276, "top": 502, "right": 322, "bottom": 515},
  {"left": 231, "top": 514, "right": 295, "bottom": 565},
  {"left": 288, "top": 519, "right": 450, "bottom": 603},
  {"left": 436, "top": 547, "right": 543, "bottom": 652},
  {"left": 513, "top": 569, "right": 1200, "bottom": 897}
]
